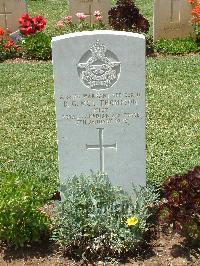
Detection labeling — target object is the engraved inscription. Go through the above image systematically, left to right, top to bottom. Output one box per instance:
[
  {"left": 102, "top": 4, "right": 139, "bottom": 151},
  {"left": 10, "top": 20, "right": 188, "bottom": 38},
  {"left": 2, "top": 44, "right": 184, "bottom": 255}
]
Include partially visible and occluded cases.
[
  {"left": 77, "top": 40, "right": 121, "bottom": 90},
  {"left": 59, "top": 91, "right": 142, "bottom": 126},
  {"left": 86, "top": 128, "right": 117, "bottom": 172}
]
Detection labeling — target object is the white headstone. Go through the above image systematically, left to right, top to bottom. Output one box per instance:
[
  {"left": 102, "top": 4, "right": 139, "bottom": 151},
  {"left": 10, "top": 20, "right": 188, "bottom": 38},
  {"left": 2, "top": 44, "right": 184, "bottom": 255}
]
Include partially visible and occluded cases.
[
  {"left": 0, "top": 0, "right": 27, "bottom": 35},
  {"left": 69, "top": 0, "right": 111, "bottom": 24},
  {"left": 153, "top": 0, "right": 194, "bottom": 41},
  {"left": 52, "top": 31, "right": 146, "bottom": 193}
]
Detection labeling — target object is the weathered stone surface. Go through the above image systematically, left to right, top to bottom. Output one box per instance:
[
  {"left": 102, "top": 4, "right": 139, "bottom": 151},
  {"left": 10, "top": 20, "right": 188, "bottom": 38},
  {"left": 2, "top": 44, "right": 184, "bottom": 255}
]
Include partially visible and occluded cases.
[
  {"left": 0, "top": 0, "right": 27, "bottom": 35},
  {"left": 153, "top": 0, "right": 194, "bottom": 41}
]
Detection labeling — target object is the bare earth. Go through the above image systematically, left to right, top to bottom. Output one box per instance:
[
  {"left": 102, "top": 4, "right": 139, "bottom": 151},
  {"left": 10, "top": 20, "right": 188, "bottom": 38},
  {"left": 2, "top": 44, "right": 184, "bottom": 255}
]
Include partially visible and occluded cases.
[{"left": 1, "top": 231, "right": 199, "bottom": 266}]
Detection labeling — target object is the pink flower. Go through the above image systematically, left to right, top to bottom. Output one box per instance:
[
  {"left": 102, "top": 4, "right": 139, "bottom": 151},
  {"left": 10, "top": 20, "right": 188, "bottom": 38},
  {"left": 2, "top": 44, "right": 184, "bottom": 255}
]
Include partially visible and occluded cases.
[
  {"left": 94, "top": 10, "right": 101, "bottom": 17},
  {"left": 76, "top": 12, "right": 87, "bottom": 21},
  {"left": 96, "top": 15, "right": 103, "bottom": 22},
  {"left": 65, "top": 16, "right": 73, "bottom": 23},
  {"left": 57, "top": 20, "right": 65, "bottom": 28}
]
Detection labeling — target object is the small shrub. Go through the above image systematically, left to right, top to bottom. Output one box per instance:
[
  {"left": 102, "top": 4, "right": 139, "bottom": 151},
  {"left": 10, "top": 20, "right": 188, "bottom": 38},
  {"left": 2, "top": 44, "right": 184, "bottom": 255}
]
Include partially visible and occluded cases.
[
  {"left": 108, "top": 0, "right": 150, "bottom": 33},
  {"left": 188, "top": 0, "right": 200, "bottom": 40},
  {"left": 54, "top": 12, "right": 107, "bottom": 36},
  {"left": 9, "top": 13, "right": 51, "bottom": 61},
  {"left": 0, "top": 28, "right": 21, "bottom": 62},
  {"left": 20, "top": 32, "right": 51, "bottom": 60},
  {"left": 154, "top": 37, "right": 200, "bottom": 55},
  {"left": 0, "top": 41, "right": 21, "bottom": 62},
  {"left": 158, "top": 166, "right": 200, "bottom": 244},
  {"left": 0, "top": 172, "right": 52, "bottom": 247},
  {"left": 52, "top": 173, "right": 158, "bottom": 260}
]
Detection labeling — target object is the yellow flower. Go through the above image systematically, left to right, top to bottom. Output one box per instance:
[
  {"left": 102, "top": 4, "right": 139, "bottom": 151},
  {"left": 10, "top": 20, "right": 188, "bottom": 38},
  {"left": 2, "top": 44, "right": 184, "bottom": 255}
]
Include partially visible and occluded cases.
[{"left": 126, "top": 217, "right": 138, "bottom": 226}]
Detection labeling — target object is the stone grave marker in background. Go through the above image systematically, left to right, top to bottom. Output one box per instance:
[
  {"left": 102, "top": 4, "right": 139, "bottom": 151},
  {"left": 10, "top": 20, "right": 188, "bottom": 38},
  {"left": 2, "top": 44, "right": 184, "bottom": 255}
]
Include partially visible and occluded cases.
[
  {"left": 0, "top": 0, "right": 27, "bottom": 36},
  {"left": 69, "top": 0, "right": 111, "bottom": 24},
  {"left": 153, "top": 0, "right": 194, "bottom": 41},
  {"left": 10, "top": 30, "right": 22, "bottom": 42},
  {"left": 52, "top": 31, "right": 146, "bottom": 193}
]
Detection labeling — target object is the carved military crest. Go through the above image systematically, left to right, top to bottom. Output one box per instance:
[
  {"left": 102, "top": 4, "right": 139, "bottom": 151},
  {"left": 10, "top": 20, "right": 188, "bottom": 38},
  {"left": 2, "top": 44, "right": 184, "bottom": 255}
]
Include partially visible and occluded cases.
[{"left": 77, "top": 40, "right": 121, "bottom": 90}]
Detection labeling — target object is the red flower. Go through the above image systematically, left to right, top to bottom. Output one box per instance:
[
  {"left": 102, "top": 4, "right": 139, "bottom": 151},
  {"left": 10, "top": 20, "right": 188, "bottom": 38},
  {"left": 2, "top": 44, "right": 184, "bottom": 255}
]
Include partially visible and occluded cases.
[
  {"left": 188, "top": 0, "right": 197, "bottom": 4},
  {"left": 192, "top": 3, "right": 200, "bottom": 15},
  {"left": 19, "top": 13, "right": 46, "bottom": 36},
  {"left": 19, "top": 13, "right": 32, "bottom": 27},
  {"left": 32, "top": 16, "right": 46, "bottom": 32},
  {"left": 192, "top": 17, "right": 200, "bottom": 22},
  {"left": 0, "top": 27, "right": 5, "bottom": 36},
  {"left": 3, "top": 39, "right": 19, "bottom": 51},
  {"left": 3, "top": 39, "right": 14, "bottom": 48}
]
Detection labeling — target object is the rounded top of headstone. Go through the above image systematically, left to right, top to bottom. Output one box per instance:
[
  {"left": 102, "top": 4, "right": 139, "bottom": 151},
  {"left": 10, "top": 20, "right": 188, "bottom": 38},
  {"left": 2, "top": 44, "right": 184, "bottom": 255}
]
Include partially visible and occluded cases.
[{"left": 52, "top": 30, "right": 145, "bottom": 43}]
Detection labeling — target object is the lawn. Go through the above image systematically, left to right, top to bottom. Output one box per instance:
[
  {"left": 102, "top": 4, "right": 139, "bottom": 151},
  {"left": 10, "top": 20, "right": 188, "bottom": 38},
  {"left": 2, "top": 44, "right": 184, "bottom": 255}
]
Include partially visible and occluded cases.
[
  {"left": 0, "top": 0, "right": 200, "bottom": 263},
  {"left": 0, "top": 0, "right": 199, "bottom": 187},
  {"left": 28, "top": 0, "right": 154, "bottom": 35},
  {"left": 1, "top": 55, "right": 199, "bottom": 186}
]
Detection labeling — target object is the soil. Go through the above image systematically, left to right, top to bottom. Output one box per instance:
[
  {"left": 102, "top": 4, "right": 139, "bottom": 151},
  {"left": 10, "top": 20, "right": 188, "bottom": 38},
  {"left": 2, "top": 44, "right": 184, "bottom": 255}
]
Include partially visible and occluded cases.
[
  {"left": 3, "top": 58, "right": 51, "bottom": 64},
  {"left": 1, "top": 230, "right": 199, "bottom": 266}
]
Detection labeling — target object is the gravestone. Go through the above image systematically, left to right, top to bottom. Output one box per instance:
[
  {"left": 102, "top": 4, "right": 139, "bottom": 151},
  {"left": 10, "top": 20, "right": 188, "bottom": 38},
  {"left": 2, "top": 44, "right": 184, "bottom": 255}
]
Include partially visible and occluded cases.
[
  {"left": 0, "top": 0, "right": 27, "bottom": 36},
  {"left": 69, "top": 0, "right": 111, "bottom": 24},
  {"left": 153, "top": 0, "right": 194, "bottom": 41},
  {"left": 10, "top": 30, "right": 22, "bottom": 43},
  {"left": 52, "top": 30, "right": 146, "bottom": 193}
]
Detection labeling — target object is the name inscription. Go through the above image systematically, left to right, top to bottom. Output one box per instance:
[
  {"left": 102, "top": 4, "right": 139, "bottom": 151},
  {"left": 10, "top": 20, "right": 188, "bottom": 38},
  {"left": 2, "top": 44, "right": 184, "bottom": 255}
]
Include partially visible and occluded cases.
[{"left": 59, "top": 90, "right": 143, "bottom": 126}]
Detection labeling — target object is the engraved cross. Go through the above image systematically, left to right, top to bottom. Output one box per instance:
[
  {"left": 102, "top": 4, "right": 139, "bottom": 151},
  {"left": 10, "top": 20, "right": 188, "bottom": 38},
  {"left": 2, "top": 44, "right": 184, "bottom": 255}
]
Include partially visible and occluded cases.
[
  {"left": 170, "top": 0, "right": 180, "bottom": 23},
  {"left": 0, "top": 3, "right": 12, "bottom": 33},
  {"left": 85, "top": 4, "right": 93, "bottom": 25},
  {"left": 86, "top": 128, "right": 117, "bottom": 172}
]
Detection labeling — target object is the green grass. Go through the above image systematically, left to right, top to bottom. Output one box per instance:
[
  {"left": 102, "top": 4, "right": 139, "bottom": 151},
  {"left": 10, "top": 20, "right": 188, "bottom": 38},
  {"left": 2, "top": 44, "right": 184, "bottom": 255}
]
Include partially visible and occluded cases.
[
  {"left": 0, "top": 0, "right": 199, "bottom": 187},
  {"left": 28, "top": 0, "right": 154, "bottom": 36},
  {"left": 28, "top": 0, "right": 68, "bottom": 35},
  {"left": 135, "top": 0, "right": 153, "bottom": 24},
  {"left": 154, "top": 38, "right": 200, "bottom": 55},
  {"left": 146, "top": 55, "right": 200, "bottom": 184},
  {"left": 1, "top": 56, "right": 199, "bottom": 185},
  {"left": 0, "top": 62, "right": 58, "bottom": 188}
]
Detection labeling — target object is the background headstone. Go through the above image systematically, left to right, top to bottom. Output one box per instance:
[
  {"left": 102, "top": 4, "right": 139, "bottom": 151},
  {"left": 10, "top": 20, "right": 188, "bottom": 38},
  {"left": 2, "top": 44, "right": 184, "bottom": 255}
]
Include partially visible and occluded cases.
[
  {"left": 0, "top": 0, "right": 27, "bottom": 36},
  {"left": 69, "top": 0, "right": 111, "bottom": 24},
  {"left": 153, "top": 0, "right": 194, "bottom": 41},
  {"left": 10, "top": 30, "right": 22, "bottom": 43},
  {"left": 52, "top": 31, "right": 146, "bottom": 193}
]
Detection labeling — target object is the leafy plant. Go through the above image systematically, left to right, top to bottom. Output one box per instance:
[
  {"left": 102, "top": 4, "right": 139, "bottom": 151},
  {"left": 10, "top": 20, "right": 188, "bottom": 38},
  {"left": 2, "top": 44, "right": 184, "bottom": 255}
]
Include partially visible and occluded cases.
[
  {"left": 108, "top": 0, "right": 150, "bottom": 33},
  {"left": 188, "top": 0, "right": 200, "bottom": 40},
  {"left": 54, "top": 11, "right": 107, "bottom": 36},
  {"left": 20, "top": 31, "right": 51, "bottom": 60},
  {"left": 154, "top": 37, "right": 200, "bottom": 55},
  {"left": 0, "top": 38, "right": 21, "bottom": 62},
  {"left": 158, "top": 166, "right": 200, "bottom": 244},
  {"left": 0, "top": 171, "right": 52, "bottom": 247},
  {"left": 52, "top": 173, "right": 158, "bottom": 260}
]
